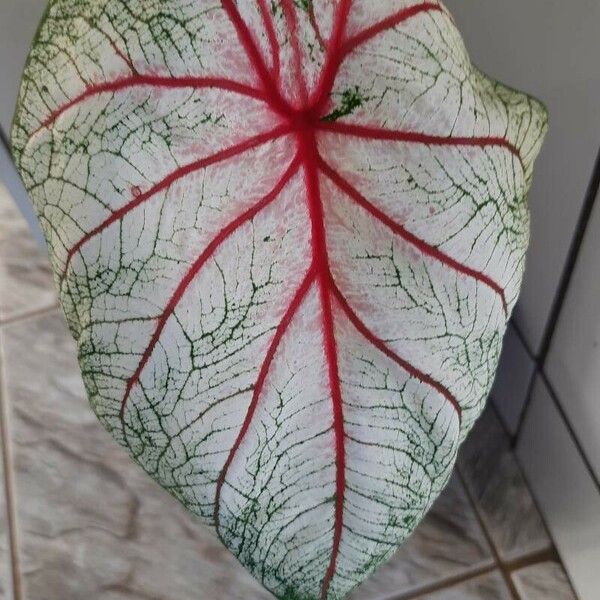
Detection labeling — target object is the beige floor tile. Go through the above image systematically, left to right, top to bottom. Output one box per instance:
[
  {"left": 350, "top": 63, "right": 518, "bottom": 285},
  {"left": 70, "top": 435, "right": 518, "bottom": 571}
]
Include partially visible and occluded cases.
[
  {"left": 0, "top": 183, "right": 56, "bottom": 324},
  {"left": 1, "top": 311, "right": 272, "bottom": 600},
  {"left": 458, "top": 406, "right": 551, "bottom": 561},
  {"left": 351, "top": 474, "right": 493, "bottom": 600},
  {"left": 512, "top": 561, "right": 577, "bottom": 600}
]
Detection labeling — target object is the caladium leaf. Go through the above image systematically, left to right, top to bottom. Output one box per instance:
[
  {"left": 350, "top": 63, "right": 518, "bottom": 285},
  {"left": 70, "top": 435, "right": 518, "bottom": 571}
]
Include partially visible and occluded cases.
[{"left": 12, "top": 1, "right": 547, "bottom": 598}]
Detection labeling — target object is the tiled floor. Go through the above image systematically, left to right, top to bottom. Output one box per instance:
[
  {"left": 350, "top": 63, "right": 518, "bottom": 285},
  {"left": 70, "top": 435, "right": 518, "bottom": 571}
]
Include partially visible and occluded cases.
[{"left": 0, "top": 184, "right": 579, "bottom": 599}]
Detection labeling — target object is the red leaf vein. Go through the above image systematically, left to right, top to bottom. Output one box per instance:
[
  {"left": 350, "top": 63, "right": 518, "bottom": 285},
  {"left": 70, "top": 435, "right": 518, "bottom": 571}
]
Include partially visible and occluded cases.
[
  {"left": 222, "top": 0, "right": 291, "bottom": 116},
  {"left": 256, "top": 0, "right": 281, "bottom": 82},
  {"left": 281, "top": 0, "right": 310, "bottom": 105},
  {"left": 340, "top": 3, "right": 444, "bottom": 60},
  {"left": 33, "top": 75, "right": 267, "bottom": 136},
  {"left": 318, "top": 121, "right": 523, "bottom": 167},
  {"left": 60, "top": 125, "right": 291, "bottom": 283},
  {"left": 297, "top": 129, "right": 346, "bottom": 600},
  {"left": 118, "top": 155, "right": 301, "bottom": 422},
  {"left": 318, "top": 155, "right": 508, "bottom": 314},
  {"left": 214, "top": 265, "right": 316, "bottom": 533},
  {"left": 329, "top": 276, "right": 462, "bottom": 418}
]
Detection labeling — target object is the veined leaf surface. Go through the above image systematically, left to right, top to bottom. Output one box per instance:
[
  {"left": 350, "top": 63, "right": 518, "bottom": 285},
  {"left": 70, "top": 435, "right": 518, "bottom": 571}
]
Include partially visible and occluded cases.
[{"left": 12, "top": 1, "right": 547, "bottom": 598}]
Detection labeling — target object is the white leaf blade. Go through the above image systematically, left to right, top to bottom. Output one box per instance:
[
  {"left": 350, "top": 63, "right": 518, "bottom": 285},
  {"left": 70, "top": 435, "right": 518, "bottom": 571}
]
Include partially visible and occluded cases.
[{"left": 12, "top": 2, "right": 548, "bottom": 599}]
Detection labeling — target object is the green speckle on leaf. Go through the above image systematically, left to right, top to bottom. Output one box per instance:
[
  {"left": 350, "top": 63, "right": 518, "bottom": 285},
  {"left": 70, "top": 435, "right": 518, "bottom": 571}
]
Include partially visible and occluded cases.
[
  {"left": 295, "top": 0, "right": 310, "bottom": 12},
  {"left": 322, "top": 86, "right": 366, "bottom": 122},
  {"left": 199, "top": 112, "right": 225, "bottom": 125}
]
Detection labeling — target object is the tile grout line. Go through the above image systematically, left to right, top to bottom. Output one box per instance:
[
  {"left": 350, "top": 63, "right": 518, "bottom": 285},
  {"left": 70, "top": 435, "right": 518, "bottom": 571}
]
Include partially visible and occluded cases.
[
  {"left": 533, "top": 145, "right": 600, "bottom": 370},
  {"left": 512, "top": 147, "right": 600, "bottom": 478},
  {"left": 0, "top": 333, "right": 23, "bottom": 600},
  {"left": 490, "top": 395, "right": 581, "bottom": 597},
  {"left": 489, "top": 397, "right": 517, "bottom": 438},
  {"left": 467, "top": 404, "right": 574, "bottom": 570},
  {"left": 511, "top": 452, "right": 583, "bottom": 599},
  {"left": 378, "top": 465, "right": 560, "bottom": 600},
  {"left": 454, "top": 465, "right": 568, "bottom": 597},
  {"left": 455, "top": 466, "right": 521, "bottom": 600},
  {"left": 502, "top": 547, "right": 561, "bottom": 573},
  {"left": 386, "top": 548, "right": 558, "bottom": 600},
  {"left": 382, "top": 562, "right": 497, "bottom": 600}
]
